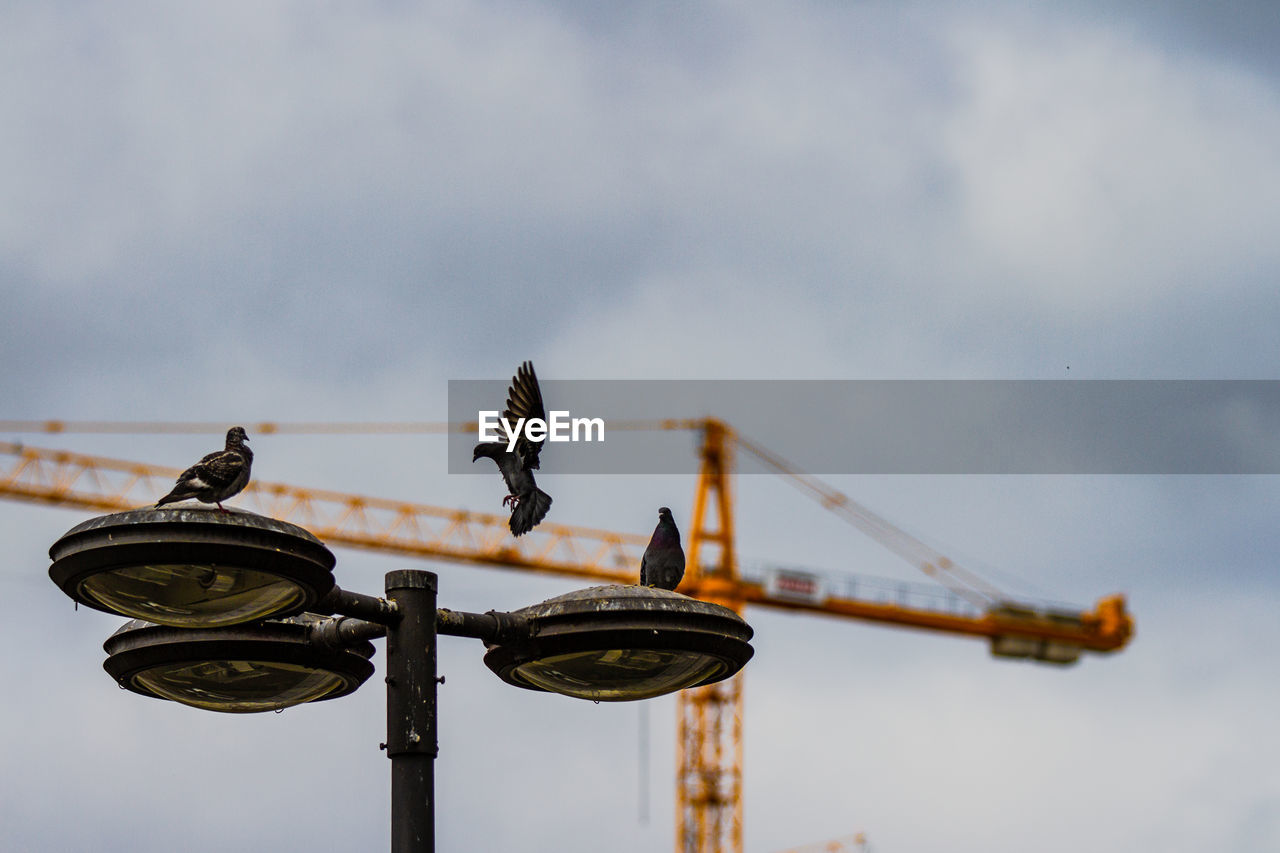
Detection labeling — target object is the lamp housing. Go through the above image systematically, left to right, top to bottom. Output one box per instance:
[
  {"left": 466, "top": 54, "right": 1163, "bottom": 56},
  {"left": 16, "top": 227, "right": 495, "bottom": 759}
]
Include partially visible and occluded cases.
[
  {"left": 49, "top": 507, "right": 336, "bottom": 627},
  {"left": 483, "top": 584, "right": 754, "bottom": 702},
  {"left": 103, "top": 615, "right": 375, "bottom": 713}
]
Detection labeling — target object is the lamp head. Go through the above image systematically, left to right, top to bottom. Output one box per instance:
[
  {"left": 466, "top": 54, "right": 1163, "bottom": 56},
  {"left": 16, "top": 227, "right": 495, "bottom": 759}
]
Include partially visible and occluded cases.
[
  {"left": 49, "top": 507, "right": 336, "bottom": 627},
  {"left": 483, "top": 584, "right": 753, "bottom": 702}
]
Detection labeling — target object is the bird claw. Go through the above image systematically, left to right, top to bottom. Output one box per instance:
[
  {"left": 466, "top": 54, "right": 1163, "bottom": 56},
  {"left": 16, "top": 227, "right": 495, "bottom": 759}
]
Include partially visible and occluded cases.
[{"left": 502, "top": 494, "right": 519, "bottom": 509}]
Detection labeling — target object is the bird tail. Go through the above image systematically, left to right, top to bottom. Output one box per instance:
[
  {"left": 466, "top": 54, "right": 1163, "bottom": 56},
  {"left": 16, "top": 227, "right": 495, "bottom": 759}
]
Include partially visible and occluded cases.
[
  {"left": 509, "top": 488, "right": 552, "bottom": 537},
  {"left": 155, "top": 490, "right": 187, "bottom": 508}
]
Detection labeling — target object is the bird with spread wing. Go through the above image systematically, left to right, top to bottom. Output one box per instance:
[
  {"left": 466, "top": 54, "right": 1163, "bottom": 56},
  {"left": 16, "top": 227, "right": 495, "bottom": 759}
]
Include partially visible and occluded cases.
[{"left": 472, "top": 361, "right": 552, "bottom": 536}]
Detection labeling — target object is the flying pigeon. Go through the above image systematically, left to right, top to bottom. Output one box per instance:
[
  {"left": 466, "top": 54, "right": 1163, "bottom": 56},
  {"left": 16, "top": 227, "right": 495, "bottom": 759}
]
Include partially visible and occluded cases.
[
  {"left": 472, "top": 361, "right": 552, "bottom": 536},
  {"left": 156, "top": 426, "right": 253, "bottom": 512},
  {"left": 640, "top": 507, "right": 685, "bottom": 590}
]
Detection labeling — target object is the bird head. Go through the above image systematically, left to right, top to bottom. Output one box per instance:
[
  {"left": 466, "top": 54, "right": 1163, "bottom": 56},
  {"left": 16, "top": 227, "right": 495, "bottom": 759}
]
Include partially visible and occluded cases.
[
  {"left": 227, "top": 426, "right": 249, "bottom": 445},
  {"left": 658, "top": 507, "right": 672, "bottom": 518}
]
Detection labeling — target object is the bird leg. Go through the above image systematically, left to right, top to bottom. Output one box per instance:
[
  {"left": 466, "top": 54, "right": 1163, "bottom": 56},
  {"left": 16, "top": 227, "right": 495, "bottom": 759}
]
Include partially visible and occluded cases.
[{"left": 503, "top": 494, "right": 519, "bottom": 509}]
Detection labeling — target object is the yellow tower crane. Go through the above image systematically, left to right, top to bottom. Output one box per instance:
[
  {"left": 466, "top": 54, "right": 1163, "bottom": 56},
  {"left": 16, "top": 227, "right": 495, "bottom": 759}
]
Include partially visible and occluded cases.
[{"left": 0, "top": 419, "right": 1133, "bottom": 853}]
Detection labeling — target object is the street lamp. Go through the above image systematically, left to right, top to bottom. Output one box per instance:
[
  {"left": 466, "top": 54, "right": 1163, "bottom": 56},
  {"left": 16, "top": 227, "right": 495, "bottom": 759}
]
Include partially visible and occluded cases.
[
  {"left": 48, "top": 507, "right": 336, "bottom": 628},
  {"left": 49, "top": 507, "right": 754, "bottom": 852},
  {"left": 483, "top": 583, "right": 753, "bottom": 701},
  {"left": 103, "top": 614, "right": 376, "bottom": 713}
]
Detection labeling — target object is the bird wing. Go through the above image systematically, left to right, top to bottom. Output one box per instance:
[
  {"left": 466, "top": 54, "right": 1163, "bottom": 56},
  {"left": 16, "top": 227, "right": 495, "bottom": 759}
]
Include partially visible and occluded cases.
[
  {"left": 502, "top": 361, "right": 547, "bottom": 468},
  {"left": 192, "top": 449, "right": 249, "bottom": 487}
]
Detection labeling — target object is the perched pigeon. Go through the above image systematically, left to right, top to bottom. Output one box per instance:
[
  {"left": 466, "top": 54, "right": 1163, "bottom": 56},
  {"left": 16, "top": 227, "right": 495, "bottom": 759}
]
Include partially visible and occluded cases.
[
  {"left": 472, "top": 361, "right": 552, "bottom": 536},
  {"left": 156, "top": 426, "right": 253, "bottom": 512},
  {"left": 640, "top": 507, "right": 685, "bottom": 590}
]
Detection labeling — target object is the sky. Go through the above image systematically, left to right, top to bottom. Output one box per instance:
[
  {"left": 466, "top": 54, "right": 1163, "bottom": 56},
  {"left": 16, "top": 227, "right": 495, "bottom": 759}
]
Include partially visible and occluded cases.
[{"left": 3, "top": 1, "right": 1279, "bottom": 851}]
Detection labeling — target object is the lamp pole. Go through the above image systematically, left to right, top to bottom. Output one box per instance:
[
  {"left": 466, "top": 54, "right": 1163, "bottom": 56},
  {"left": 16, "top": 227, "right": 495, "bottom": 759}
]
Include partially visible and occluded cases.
[
  {"left": 315, "top": 570, "right": 527, "bottom": 853},
  {"left": 384, "top": 570, "right": 438, "bottom": 853}
]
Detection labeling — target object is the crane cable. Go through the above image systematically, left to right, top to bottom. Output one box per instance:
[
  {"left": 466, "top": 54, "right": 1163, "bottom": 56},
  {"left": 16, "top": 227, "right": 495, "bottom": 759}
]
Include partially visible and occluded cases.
[{"left": 732, "top": 430, "right": 1007, "bottom": 608}]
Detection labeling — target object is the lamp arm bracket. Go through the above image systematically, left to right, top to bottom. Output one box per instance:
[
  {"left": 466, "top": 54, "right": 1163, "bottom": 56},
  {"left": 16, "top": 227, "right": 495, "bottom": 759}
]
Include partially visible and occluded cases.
[
  {"left": 315, "top": 585, "right": 399, "bottom": 625},
  {"left": 436, "top": 608, "right": 530, "bottom": 645},
  {"left": 309, "top": 615, "right": 387, "bottom": 650}
]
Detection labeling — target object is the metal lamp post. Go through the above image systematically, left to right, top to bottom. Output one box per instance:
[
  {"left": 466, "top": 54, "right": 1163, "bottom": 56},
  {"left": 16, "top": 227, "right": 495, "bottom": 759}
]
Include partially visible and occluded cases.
[{"left": 50, "top": 506, "right": 754, "bottom": 852}]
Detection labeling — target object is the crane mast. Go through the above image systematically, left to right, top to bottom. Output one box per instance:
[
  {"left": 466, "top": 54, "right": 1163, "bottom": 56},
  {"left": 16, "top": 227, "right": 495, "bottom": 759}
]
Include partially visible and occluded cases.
[{"left": 679, "top": 420, "right": 744, "bottom": 853}]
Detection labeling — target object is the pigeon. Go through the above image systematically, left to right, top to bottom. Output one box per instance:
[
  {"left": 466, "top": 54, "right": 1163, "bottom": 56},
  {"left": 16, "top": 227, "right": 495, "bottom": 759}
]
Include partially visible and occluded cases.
[
  {"left": 472, "top": 361, "right": 552, "bottom": 536},
  {"left": 156, "top": 426, "right": 253, "bottom": 512},
  {"left": 640, "top": 507, "right": 685, "bottom": 590}
]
